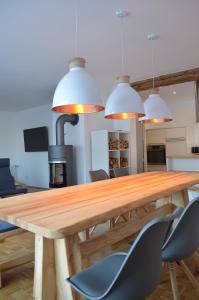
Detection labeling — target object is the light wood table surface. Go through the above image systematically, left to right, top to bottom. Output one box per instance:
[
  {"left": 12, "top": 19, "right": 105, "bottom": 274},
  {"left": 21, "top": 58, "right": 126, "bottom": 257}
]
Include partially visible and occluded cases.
[{"left": 0, "top": 171, "right": 199, "bottom": 300}]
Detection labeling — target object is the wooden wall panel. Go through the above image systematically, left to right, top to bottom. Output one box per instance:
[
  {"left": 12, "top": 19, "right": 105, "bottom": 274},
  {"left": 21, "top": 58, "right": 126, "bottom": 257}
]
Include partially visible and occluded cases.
[{"left": 131, "top": 68, "right": 199, "bottom": 91}]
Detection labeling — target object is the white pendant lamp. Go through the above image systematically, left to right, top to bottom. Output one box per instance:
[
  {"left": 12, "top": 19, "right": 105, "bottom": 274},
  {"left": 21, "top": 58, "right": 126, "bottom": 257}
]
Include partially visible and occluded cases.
[
  {"left": 52, "top": 1, "right": 104, "bottom": 114},
  {"left": 105, "top": 10, "right": 145, "bottom": 120},
  {"left": 139, "top": 33, "right": 172, "bottom": 123},
  {"left": 52, "top": 57, "right": 104, "bottom": 114},
  {"left": 105, "top": 75, "right": 145, "bottom": 119},
  {"left": 139, "top": 93, "right": 172, "bottom": 123}
]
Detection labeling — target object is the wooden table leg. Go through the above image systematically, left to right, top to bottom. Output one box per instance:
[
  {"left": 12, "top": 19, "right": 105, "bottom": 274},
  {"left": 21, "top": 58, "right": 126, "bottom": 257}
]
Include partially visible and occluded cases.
[
  {"left": 171, "top": 189, "right": 189, "bottom": 208},
  {"left": 181, "top": 189, "right": 189, "bottom": 207},
  {"left": 34, "top": 234, "right": 56, "bottom": 300},
  {"left": 34, "top": 234, "right": 82, "bottom": 300},
  {"left": 54, "top": 234, "right": 83, "bottom": 300}
]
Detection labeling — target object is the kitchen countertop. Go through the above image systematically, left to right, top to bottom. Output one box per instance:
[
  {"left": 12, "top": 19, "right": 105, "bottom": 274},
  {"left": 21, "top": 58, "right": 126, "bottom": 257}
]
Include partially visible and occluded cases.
[{"left": 167, "top": 154, "right": 199, "bottom": 159}]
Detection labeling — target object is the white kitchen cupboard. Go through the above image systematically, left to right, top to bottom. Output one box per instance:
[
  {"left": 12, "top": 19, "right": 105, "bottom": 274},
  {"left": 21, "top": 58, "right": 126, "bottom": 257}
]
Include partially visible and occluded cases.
[
  {"left": 146, "top": 127, "right": 187, "bottom": 145},
  {"left": 166, "top": 127, "right": 186, "bottom": 139},
  {"left": 146, "top": 129, "right": 166, "bottom": 144},
  {"left": 91, "top": 130, "right": 130, "bottom": 177}
]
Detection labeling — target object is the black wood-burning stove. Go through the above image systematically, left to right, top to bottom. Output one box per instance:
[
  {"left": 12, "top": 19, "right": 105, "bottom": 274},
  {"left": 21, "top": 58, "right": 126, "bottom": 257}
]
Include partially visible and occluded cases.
[
  {"left": 48, "top": 114, "right": 79, "bottom": 188},
  {"left": 48, "top": 145, "right": 73, "bottom": 188}
]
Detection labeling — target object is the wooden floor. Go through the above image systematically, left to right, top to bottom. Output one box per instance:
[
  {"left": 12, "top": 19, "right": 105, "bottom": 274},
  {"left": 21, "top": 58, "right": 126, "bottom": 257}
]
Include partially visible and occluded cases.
[
  {"left": 0, "top": 200, "right": 198, "bottom": 299},
  {"left": 0, "top": 240, "right": 198, "bottom": 299},
  {"left": 0, "top": 258, "right": 199, "bottom": 299}
]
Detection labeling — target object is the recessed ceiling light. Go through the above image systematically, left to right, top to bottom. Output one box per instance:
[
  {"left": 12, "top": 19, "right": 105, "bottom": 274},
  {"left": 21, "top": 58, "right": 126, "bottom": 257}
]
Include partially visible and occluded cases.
[
  {"left": 115, "top": 9, "right": 129, "bottom": 18},
  {"left": 147, "top": 33, "right": 159, "bottom": 41},
  {"left": 173, "top": 91, "right": 177, "bottom": 95}
]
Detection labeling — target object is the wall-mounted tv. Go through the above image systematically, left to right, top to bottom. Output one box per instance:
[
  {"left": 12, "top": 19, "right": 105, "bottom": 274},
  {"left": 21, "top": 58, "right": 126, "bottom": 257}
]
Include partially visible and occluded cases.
[{"left": 23, "top": 126, "right": 49, "bottom": 152}]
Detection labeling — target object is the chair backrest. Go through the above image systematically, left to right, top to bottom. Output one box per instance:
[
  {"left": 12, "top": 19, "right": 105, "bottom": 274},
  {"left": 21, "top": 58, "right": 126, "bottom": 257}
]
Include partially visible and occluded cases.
[
  {"left": 0, "top": 159, "right": 15, "bottom": 191},
  {"left": 113, "top": 168, "right": 129, "bottom": 178},
  {"left": 89, "top": 169, "right": 109, "bottom": 182},
  {"left": 162, "top": 197, "right": 199, "bottom": 262},
  {"left": 100, "top": 214, "right": 175, "bottom": 299}
]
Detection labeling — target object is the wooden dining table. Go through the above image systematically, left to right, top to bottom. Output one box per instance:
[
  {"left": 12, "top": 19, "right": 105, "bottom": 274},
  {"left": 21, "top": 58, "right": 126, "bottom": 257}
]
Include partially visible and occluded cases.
[{"left": 0, "top": 171, "right": 199, "bottom": 300}]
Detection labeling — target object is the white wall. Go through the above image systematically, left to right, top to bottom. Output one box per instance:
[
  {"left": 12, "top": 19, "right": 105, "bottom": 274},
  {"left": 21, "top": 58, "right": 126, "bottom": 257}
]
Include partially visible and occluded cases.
[
  {"left": 144, "top": 82, "right": 198, "bottom": 152},
  {"left": 145, "top": 95, "right": 195, "bottom": 130},
  {"left": 15, "top": 104, "right": 53, "bottom": 188},
  {"left": 0, "top": 105, "right": 139, "bottom": 187},
  {"left": 55, "top": 111, "right": 139, "bottom": 184},
  {"left": 0, "top": 112, "right": 17, "bottom": 169},
  {"left": 84, "top": 112, "right": 115, "bottom": 182},
  {"left": 63, "top": 115, "right": 86, "bottom": 185}
]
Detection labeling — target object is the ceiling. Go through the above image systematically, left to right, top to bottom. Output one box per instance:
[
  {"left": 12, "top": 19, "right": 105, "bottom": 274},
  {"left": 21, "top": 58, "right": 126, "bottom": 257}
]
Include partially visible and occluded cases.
[
  {"left": 0, "top": 0, "right": 199, "bottom": 111},
  {"left": 140, "top": 82, "right": 195, "bottom": 102}
]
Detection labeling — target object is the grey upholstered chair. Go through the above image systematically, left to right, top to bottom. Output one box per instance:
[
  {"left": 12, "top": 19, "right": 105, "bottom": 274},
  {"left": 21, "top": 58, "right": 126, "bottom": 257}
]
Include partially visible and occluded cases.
[
  {"left": 0, "top": 158, "right": 27, "bottom": 198},
  {"left": 0, "top": 158, "right": 27, "bottom": 233},
  {"left": 113, "top": 168, "right": 129, "bottom": 178},
  {"left": 89, "top": 169, "right": 109, "bottom": 182},
  {"left": 89, "top": 169, "right": 110, "bottom": 235},
  {"left": 162, "top": 197, "right": 199, "bottom": 300},
  {"left": 67, "top": 215, "right": 175, "bottom": 300}
]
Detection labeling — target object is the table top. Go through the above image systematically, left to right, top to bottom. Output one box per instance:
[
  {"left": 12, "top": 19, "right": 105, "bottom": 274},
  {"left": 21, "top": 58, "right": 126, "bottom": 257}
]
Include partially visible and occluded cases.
[
  {"left": 167, "top": 154, "right": 199, "bottom": 159},
  {"left": 0, "top": 171, "right": 199, "bottom": 239}
]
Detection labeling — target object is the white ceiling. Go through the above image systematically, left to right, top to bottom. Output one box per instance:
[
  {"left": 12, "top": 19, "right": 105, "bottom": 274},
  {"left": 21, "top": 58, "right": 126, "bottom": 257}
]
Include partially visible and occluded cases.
[
  {"left": 0, "top": 0, "right": 199, "bottom": 111},
  {"left": 140, "top": 82, "right": 195, "bottom": 102}
]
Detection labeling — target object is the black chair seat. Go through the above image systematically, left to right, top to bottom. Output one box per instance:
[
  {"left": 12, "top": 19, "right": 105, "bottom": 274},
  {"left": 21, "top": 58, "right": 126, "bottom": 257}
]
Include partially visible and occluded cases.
[
  {"left": 89, "top": 170, "right": 109, "bottom": 182},
  {"left": 0, "top": 188, "right": 27, "bottom": 197},
  {"left": 161, "top": 197, "right": 199, "bottom": 299},
  {"left": 162, "top": 198, "right": 199, "bottom": 262},
  {"left": 67, "top": 215, "right": 176, "bottom": 300},
  {"left": 0, "top": 220, "right": 17, "bottom": 233},
  {"left": 68, "top": 253, "right": 126, "bottom": 298}
]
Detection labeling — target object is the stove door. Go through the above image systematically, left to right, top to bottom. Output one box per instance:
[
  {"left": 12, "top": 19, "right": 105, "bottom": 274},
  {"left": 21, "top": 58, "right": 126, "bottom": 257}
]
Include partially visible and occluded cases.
[{"left": 49, "top": 162, "right": 67, "bottom": 188}]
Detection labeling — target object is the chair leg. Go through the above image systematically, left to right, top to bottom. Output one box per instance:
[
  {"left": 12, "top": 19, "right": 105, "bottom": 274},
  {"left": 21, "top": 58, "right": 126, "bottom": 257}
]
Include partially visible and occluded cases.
[
  {"left": 142, "top": 206, "right": 149, "bottom": 214},
  {"left": 110, "top": 218, "right": 115, "bottom": 228},
  {"left": 85, "top": 229, "right": 90, "bottom": 240},
  {"left": 179, "top": 260, "right": 199, "bottom": 290},
  {"left": 168, "top": 262, "right": 180, "bottom": 300},
  {"left": 0, "top": 272, "right": 2, "bottom": 288}
]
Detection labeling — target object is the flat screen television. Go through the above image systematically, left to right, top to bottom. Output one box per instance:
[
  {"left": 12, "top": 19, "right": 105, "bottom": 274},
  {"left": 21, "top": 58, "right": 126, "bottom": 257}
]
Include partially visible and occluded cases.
[{"left": 23, "top": 126, "right": 49, "bottom": 152}]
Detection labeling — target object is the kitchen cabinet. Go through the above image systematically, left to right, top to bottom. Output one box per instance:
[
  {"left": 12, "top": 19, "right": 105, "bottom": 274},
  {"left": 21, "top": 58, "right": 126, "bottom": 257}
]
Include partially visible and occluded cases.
[
  {"left": 146, "top": 127, "right": 186, "bottom": 145},
  {"left": 166, "top": 127, "right": 186, "bottom": 139},
  {"left": 146, "top": 129, "right": 166, "bottom": 144}
]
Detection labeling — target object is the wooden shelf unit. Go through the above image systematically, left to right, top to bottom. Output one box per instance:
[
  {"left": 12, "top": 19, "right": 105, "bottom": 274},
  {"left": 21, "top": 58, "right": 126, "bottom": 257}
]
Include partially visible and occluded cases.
[{"left": 91, "top": 130, "right": 130, "bottom": 177}]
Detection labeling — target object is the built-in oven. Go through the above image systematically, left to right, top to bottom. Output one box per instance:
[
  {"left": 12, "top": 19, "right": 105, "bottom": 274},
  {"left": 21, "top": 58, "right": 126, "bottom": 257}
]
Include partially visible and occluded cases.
[{"left": 147, "top": 144, "right": 166, "bottom": 165}]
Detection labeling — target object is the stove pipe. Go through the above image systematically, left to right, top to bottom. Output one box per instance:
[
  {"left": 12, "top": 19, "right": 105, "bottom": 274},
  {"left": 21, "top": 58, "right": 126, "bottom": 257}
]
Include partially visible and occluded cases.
[{"left": 56, "top": 114, "right": 79, "bottom": 145}]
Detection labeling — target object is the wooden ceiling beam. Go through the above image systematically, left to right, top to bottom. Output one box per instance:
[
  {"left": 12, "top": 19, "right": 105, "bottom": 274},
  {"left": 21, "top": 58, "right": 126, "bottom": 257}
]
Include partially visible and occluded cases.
[{"left": 131, "top": 67, "right": 199, "bottom": 91}]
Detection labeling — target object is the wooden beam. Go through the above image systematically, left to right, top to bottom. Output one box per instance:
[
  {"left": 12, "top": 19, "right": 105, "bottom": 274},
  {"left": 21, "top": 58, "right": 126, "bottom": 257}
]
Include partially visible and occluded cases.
[
  {"left": 131, "top": 68, "right": 199, "bottom": 91},
  {"left": 195, "top": 81, "right": 199, "bottom": 123}
]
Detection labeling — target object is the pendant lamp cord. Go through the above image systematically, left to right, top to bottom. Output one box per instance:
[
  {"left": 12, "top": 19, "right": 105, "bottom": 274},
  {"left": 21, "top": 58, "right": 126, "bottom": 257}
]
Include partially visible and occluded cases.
[
  {"left": 75, "top": 0, "right": 78, "bottom": 57},
  {"left": 119, "top": 17, "right": 125, "bottom": 75},
  {"left": 150, "top": 38, "right": 155, "bottom": 90}
]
